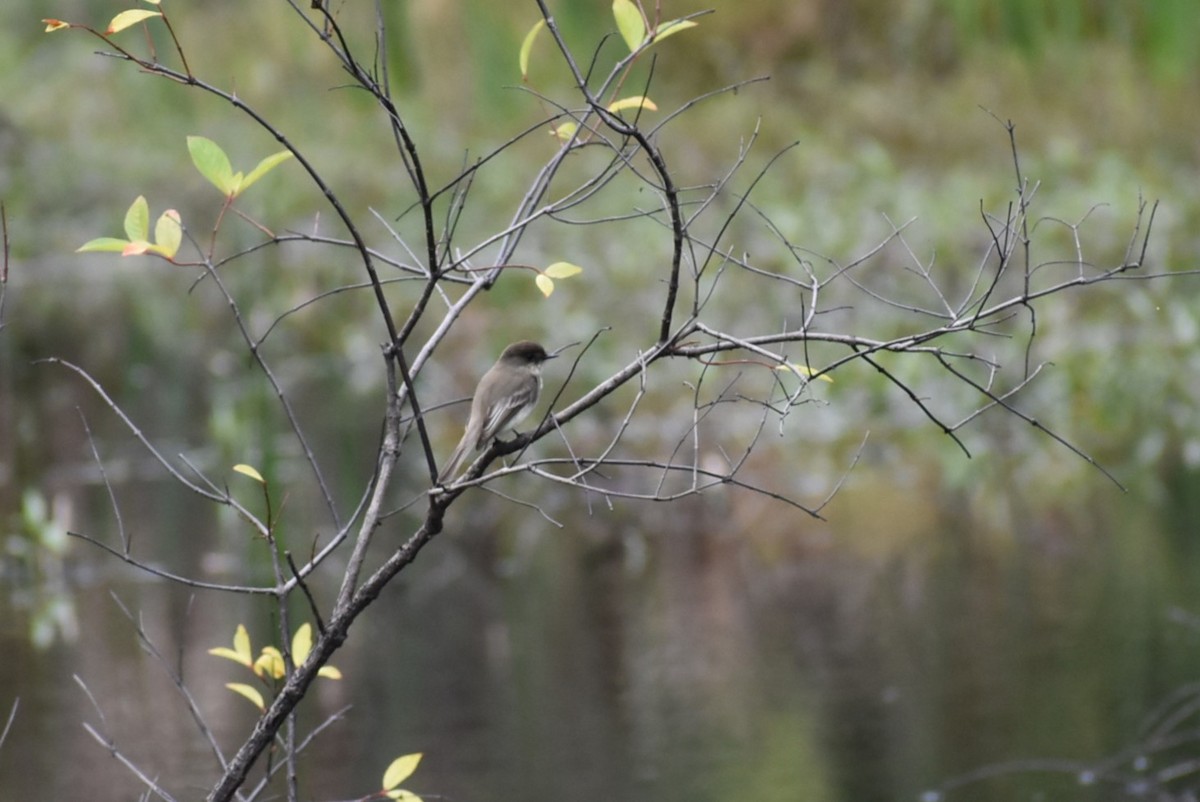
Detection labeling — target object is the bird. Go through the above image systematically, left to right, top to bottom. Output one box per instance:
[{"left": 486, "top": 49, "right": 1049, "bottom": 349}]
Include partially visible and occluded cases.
[{"left": 438, "top": 340, "right": 556, "bottom": 484}]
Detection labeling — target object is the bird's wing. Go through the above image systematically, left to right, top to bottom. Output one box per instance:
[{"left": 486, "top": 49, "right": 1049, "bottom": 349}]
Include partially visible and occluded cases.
[{"left": 477, "top": 382, "right": 539, "bottom": 448}]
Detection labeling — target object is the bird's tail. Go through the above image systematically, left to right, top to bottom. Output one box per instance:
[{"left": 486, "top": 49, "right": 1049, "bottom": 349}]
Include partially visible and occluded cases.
[{"left": 437, "top": 428, "right": 475, "bottom": 484}]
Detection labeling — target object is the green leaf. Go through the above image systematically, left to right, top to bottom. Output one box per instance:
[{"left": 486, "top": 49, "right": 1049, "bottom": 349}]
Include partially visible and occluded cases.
[
  {"left": 612, "top": 0, "right": 645, "bottom": 51},
  {"left": 106, "top": 9, "right": 161, "bottom": 34},
  {"left": 650, "top": 18, "right": 698, "bottom": 44},
  {"left": 519, "top": 19, "right": 545, "bottom": 79},
  {"left": 607, "top": 95, "right": 658, "bottom": 113},
  {"left": 551, "top": 121, "right": 578, "bottom": 142},
  {"left": 188, "top": 136, "right": 236, "bottom": 196},
  {"left": 239, "top": 150, "right": 293, "bottom": 194},
  {"left": 124, "top": 195, "right": 150, "bottom": 242},
  {"left": 84, "top": 198, "right": 179, "bottom": 259},
  {"left": 153, "top": 209, "right": 182, "bottom": 258},
  {"left": 77, "top": 237, "right": 132, "bottom": 254},
  {"left": 543, "top": 261, "right": 583, "bottom": 279},
  {"left": 535, "top": 273, "right": 554, "bottom": 297},
  {"left": 233, "top": 463, "right": 265, "bottom": 483},
  {"left": 226, "top": 683, "right": 266, "bottom": 711},
  {"left": 382, "top": 753, "right": 423, "bottom": 790}
]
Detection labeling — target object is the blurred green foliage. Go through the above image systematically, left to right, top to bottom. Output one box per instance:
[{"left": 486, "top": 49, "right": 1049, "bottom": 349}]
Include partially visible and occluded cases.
[{"left": 1, "top": 0, "right": 1198, "bottom": 524}]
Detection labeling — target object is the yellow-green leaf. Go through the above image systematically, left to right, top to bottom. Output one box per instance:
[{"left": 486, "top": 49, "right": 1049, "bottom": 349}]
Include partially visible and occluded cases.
[
  {"left": 612, "top": 0, "right": 645, "bottom": 51},
  {"left": 107, "top": 9, "right": 161, "bottom": 34},
  {"left": 519, "top": 18, "right": 545, "bottom": 79},
  {"left": 650, "top": 18, "right": 698, "bottom": 44},
  {"left": 43, "top": 19, "right": 71, "bottom": 32},
  {"left": 606, "top": 95, "right": 658, "bottom": 114},
  {"left": 551, "top": 121, "right": 578, "bottom": 142},
  {"left": 188, "top": 135, "right": 236, "bottom": 196},
  {"left": 239, "top": 150, "right": 293, "bottom": 194},
  {"left": 124, "top": 195, "right": 150, "bottom": 242},
  {"left": 154, "top": 209, "right": 182, "bottom": 259},
  {"left": 77, "top": 237, "right": 132, "bottom": 254},
  {"left": 543, "top": 261, "right": 583, "bottom": 279},
  {"left": 535, "top": 273, "right": 554, "bottom": 298},
  {"left": 776, "top": 362, "right": 834, "bottom": 384},
  {"left": 233, "top": 463, "right": 264, "bottom": 483},
  {"left": 212, "top": 619, "right": 252, "bottom": 662},
  {"left": 207, "top": 623, "right": 255, "bottom": 666},
  {"left": 290, "top": 623, "right": 341, "bottom": 677},
  {"left": 292, "top": 623, "right": 312, "bottom": 665},
  {"left": 234, "top": 624, "right": 253, "bottom": 661},
  {"left": 208, "top": 646, "right": 246, "bottom": 663},
  {"left": 255, "top": 646, "right": 285, "bottom": 679},
  {"left": 226, "top": 683, "right": 266, "bottom": 711},
  {"left": 382, "top": 753, "right": 423, "bottom": 790},
  {"left": 387, "top": 791, "right": 424, "bottom": 802}
]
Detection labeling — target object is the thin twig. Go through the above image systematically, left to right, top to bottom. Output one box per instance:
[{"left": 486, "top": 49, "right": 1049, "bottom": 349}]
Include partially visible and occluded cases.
[
  {"left": 107, "top": 594, "right": 229, "bottom": 771},
  {"left": 76, "top": 675, "right": 180, "bottom": 802},
  {"left": 0, "top": 698, "right": 17, "bottom": 751}
]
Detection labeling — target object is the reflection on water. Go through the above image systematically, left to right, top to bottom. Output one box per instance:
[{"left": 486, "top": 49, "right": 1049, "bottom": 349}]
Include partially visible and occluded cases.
[{"left": 2, "top": 472, "right": 1199, "bottom": 802}]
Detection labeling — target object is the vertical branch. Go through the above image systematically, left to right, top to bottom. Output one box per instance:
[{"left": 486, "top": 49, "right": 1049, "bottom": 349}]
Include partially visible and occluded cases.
[
  {"left": 534, "top": 0, "right": 685, "bottom": 345},
  {"left": 311, "top": 7, "right": 445, "bottom": 481},
  {"left": 1003, "top": 119, "right": 1039, "bottom": 377},
  {"left": 638, "top": 123, "right": 685, "bottom": 345},
  {"left": 0, "top": 202, "right": 8, "bottom": 330},
  {"left": 335, "top": 349, "right": 404, "bottom": 610},
  {"left": 0, "top": 698, "right": 18, "bottom": 752},
  {"left": 285, "top": 715, "right": 298, "bottom": 802}
]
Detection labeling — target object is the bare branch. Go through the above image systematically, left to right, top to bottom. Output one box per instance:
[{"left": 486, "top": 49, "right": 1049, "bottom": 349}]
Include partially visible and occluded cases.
[
  {"left": 935, "top": 353, "right": 1127, "bottom": 490},
  {"left": 41, "top": 359, "right": 225, "bottom": 503},
  {"left": 76, "top": 408, "right": 129, "bottom": 554},
  {"left": 108, "top": 594, "right": 229, "bottom": 771},
  {"left": 75, "top": 675, "right": 181, "bottom": 802},
  {"left": 0, "top": 697, "right": 17, "bottom": 752}
]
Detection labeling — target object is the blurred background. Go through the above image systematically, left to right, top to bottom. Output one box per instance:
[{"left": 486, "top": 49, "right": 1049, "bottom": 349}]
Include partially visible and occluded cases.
[{"left": 3, "top": 1, "right": 1200, "bottom": 800}]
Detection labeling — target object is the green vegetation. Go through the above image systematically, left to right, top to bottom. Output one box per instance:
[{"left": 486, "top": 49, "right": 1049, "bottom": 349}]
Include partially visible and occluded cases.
[
  {"left": 2, "top": 0, "right": 1197, "bottom": 515},
  {"left": 2, "top": 5, "right": 1199, "bottom": 800}
]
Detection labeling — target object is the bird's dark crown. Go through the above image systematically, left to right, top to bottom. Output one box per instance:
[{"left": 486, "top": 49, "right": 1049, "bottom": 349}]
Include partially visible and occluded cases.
[{"left": 500, "top": 340, "right": 553, "bottom": 363}]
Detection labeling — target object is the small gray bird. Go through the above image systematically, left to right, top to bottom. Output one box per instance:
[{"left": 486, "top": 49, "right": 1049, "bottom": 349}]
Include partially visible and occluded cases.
[{"left": 438, "top": 340, "right": 556, "bottom": 483}]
